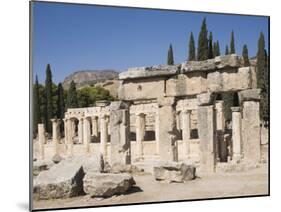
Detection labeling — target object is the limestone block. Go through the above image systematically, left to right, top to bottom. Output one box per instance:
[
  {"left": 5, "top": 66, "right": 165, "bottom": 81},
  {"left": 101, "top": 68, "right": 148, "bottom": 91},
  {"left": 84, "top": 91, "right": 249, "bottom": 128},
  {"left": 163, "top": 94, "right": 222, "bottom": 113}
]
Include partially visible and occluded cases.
[
  {"left": 214, "top": 54, "right": 241, "bottom": 69},
  {"left": 181, "top": 59, "right": 216, "bottom": 72},
  {"left": 119, "top": 65, "right": 179, "bottom": 80},
  {"left": 207, "top": 71, "right": 222, "bottom": 92},
  {"left": 239, "top": 89, "right": 261, "bottom": 102},
  {"left": 197, "top": 92, "right": 215, "bottom": 106},
  {"left": 52, "top": 154, "right": 63, "bottom": 164},
  {"left": 33, "top": 159, "right": 85, "bottom": 200},
  {"left": 33, "top": 160, "right": 54, "bottom": 176},
  {"left": 153, "top": 162, "right": 196, "bottom": 183},
  {"left": 110, "top": 163, "right": 144, "bottom": 174},
  {"left": 83, "top": 173, "right": 136, "bottom": 197}
]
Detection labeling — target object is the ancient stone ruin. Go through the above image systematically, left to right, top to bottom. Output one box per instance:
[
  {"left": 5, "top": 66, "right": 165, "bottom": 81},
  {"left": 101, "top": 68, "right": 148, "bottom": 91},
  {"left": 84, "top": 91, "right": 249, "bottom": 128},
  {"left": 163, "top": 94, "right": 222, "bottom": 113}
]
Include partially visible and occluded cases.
[{"left": 33, "top": 54, "right": 267, "bottom": 199}]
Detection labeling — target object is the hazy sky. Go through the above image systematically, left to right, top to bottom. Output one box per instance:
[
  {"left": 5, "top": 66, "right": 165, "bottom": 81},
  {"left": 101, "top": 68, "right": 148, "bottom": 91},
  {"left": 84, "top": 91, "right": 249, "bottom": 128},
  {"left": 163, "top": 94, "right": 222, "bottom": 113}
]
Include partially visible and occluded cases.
[{"left": 32, "top": 2, "right": 269, "bottom": 83}]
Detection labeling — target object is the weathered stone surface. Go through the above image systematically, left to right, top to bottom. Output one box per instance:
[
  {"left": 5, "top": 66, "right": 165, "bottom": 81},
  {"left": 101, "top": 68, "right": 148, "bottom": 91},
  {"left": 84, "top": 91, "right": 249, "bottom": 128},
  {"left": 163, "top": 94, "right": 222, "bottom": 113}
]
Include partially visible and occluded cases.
[
  {"left": 181, "top": 54, "right": 241, "bottom": 73},
  {"left": 119, "top": 65, "right": 179, "bottom": 80},
  {"left": 239, "top": 89, "right": 261, "bottom": 102},
  {"left": 197, "top": 92, "right": 215, "bottom": 106},
  {"left": 157, "top": 97, "right": 179, "bottom": 161},
  {"left": 110, "top": 101, "right": 131, "bottom": 165},
  {"left": 52, "top": 154, "right": 63, "bottom": 164},
  {"left": 33, "top": 159, "right": 85, "bottom": 200},
  {"left": 33, "top": 160, "right": 54, "bottom": 176},
  {"left": 153, "top": 162, "right": 196, "bottom": 183},
  {"left": 110, "top": 163, "right": 144, "bottom": 174},
  {"left": 83, "top": 173, "right": 136, "bottom": 197}
]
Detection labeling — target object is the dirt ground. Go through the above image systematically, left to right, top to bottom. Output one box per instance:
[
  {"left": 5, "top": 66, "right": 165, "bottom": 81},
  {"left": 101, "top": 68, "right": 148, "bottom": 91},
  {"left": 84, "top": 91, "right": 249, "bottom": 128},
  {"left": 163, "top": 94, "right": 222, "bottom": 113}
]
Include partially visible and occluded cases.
[{"left": 33, "top": 163, "right": 268, "bottom": 210}]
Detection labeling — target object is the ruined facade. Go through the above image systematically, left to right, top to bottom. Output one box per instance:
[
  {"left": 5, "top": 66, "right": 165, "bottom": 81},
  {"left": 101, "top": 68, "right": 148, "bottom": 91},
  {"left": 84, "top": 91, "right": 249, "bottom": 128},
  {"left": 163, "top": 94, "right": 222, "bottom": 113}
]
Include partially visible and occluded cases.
[{"left": 34, "top": 54, "right": 267, "bottom": 172}]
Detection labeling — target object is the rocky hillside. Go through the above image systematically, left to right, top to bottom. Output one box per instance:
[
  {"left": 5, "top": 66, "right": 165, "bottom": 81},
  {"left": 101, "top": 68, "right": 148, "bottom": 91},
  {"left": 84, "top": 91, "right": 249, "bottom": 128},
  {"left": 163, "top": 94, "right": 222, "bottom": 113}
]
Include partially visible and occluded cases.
[{"left": 62, "top": 70, "right": 119, "bottom": 90}]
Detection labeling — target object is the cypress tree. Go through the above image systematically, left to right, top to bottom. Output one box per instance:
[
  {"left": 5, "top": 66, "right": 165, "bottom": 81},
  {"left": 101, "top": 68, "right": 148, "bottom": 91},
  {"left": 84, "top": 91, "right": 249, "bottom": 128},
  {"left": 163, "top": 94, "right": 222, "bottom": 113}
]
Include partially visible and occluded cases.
[
  {"left": 197, "top": 18, "right": 208, "bottom": 61},
  {"left": 230, "top": 30, "right": 235, "bottom": 54},
  {"left": 208, "top": 31, "right": 213, "bottom": 59},
  {"left": 188, "top": 32, "right": 196, "bottom": 61},
  {"left": 257, "top": 32, "right": 269, "bottom": 122},
  {"left": 216, "top": 40, "right": 221, "bottom": 56},
  {"left": 213, "top": 42, "right": 217, "bottom": 57},
  {"left": 167, "top": 44, "right": 174, "bottom": 65},
  {"left": 242, "top": 44, "right": 250, "bottom": 66},
  {"left": 225, "top": 45, "right": 229, "bottom": 55},
  {"left": 45, "top": 64, "right": 53, "bottom": 134},
  {"left": 33, "top": 75, "right": 41, "bottom": 136},
  {"left": 66, "top": 80, "right": 78, "bottom": 109},
  {"left": 56, "top": 83, "right": 65, "bottom": 134},
  {"left": 57, "top": 83, "right": 65, "bottom": 119}
]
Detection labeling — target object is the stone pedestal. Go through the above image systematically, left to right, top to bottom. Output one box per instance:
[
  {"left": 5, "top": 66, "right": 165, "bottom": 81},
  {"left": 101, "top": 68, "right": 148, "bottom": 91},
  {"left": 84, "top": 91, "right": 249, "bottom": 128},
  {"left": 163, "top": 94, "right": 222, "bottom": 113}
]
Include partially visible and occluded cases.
[
  {"left": 197, "top": 92, "right": 216, "bottom": 173},
  {"left": 157, "top": 97, "right": 178, "bottom": 162},
  {"left": 110, "top": 101, "right": 131, "bottom": 166},
  {"left": 231, "top": 107, "right": 242, "bottom": 162},
  {"left": 181, "top": 110, "right": 191, "bottom": 158},
  {"left": 135, "top": 113, "right": 145, "bottom": 158},
  {"left": 100, "top": 115, "right": 108, "bottom": 157},
  {"left": 83, "top": 117, "right": 91, "bottom": 153},
  {"left": 78, "top": 118, "right": 84, "bottom": 144},
  {"left": 51, "top": 119, "right": 60, "bottom": 155},
  {"left": 38, "top": 124, "right": 45, "bottom": 160}
]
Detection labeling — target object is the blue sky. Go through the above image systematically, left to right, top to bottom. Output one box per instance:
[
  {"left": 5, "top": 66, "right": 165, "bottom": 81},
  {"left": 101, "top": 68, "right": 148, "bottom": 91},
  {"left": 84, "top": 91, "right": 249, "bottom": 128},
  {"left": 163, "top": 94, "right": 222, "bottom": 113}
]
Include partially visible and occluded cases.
[{"left": 32, "top": 2, "right": 269, "bottom": 84}]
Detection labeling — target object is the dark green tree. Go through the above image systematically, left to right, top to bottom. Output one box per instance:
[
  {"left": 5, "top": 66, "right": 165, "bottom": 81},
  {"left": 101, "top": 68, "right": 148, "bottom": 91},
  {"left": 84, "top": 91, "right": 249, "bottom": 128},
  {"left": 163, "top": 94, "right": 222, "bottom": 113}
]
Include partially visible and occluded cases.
[
  {"left": 197, "top": 18, "right": 208, "bottom": 61},
  {"left": 230, "top": 30, "right": 235, "bottom": 54},
  {"left": 208, "top": 31, "right": 213, "bottom": 59},
  {"left": 188, "top": 32, "right": 196, "bottom": 61},
  {"left": 256, "top": 32, "right": 269, "bottom": 122},
  {"left": 216, "top": 40, "right": 221, "bottom": 56},
  {"left": 213, "top": 42, "right": 217, "bottom": 57},
  {"left": 167, "top": 44, "right": 174, "bottom": 65},
  {"left": 242, "top": 44, "right": 250, "bottom": 66},
  {"left": 225, "top": 45, "right": 229, "bottom": 55},
  {"left": 45, "top": 64, "right": 53, "bottom": 134},
  {"left": 33, "top": 75, "right": 41, "bottom": 136},
  {"left": 66, "top": 80, "right": 78, "bottom": 109},
  {"left": 56, "top": 83, "right": 65, "bottom": 120}
]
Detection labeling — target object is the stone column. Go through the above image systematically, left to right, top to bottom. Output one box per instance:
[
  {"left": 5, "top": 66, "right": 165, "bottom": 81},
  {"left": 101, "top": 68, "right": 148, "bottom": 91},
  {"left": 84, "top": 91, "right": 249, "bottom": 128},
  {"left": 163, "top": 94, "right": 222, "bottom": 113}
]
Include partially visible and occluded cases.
[
  {"left": 239, "top": 89, "right": 261, "bottom": 163},
  {"left": 197, "top": 92, "right": 216, "bottom": 173},
  {"left": 157, "top": 97, "right": 178, "bottom": 162},
  {"left": 215, "top": 100, "right": 224, "bottom": 131},
  {"left": 215, "top": 100, "right": 224, "bottom": 162},
  {"left": 110, "top": 101, "right": 131, "bottom": 165},
  {"left": 231, "top": 107, "right": 242, "bottom": 162},
  {"left": 181, "top": 110, "right": 191, "bottom": 159},
  {"left": 155, "top": 111, "right": 160, "bottom": 155},
  {"left": 135, "top": 113, "right": 145, "bottom": 158},
  {"left": 100, "top": 114, "right": 108, "bottom": 157},
  {"left": 91, "top": 116, "right": 98, "bottom": 140},
  {"left": 83, "top": 117, "right": 91, "bottom": 153},
  {"left": 65, "top": 118, "right": 73, "bottom": 156},
  {"left": 78, "top": 118, "right": 84, "bottom": 144},
  {"left": 51, "top": 119, "right": 60, "bottom": 155},
  {"left": 38, "top": 124, "right": 45, "bottom": 160}
]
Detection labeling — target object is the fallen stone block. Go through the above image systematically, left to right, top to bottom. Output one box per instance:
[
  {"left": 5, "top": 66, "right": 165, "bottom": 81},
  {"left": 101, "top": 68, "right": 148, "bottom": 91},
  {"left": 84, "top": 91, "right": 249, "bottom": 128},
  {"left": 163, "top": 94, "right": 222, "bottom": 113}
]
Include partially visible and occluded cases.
[
  {"left": 52, "top": 154, "right": 63, "bottom": 164},
  {"left": 33, "top": 159, "right": 85, "bottom": 200},
  {"left": 33, "top": 160, "right": 54, "bottom": 176},
  {"left": 153, "top": 162, "right": 196, "bottom": 183},
  {"left": 110, "top": 163, "right": 144, "bottom": 174},
  {"left": 83, "top": 173, "right": 136, "bottom": 198}
]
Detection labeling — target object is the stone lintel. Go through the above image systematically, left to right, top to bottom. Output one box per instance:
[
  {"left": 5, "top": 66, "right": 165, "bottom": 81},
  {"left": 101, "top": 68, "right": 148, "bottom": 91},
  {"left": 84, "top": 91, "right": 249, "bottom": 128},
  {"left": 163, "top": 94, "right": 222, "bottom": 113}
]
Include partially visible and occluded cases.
[
  {"left": 239, "top": 89, "right": 261, "bottom": 102},
  {"left": 197, "top": 92, "right": 215, "bottom": 106},
  {"left": 157, "top": 97, "right": 176, "bottom": 107},
  {"left": 95, "top": 100, "right": 111, "bottom": 107},
  {"left": 110, "top": 101, "right": 130, "bottom": 110},
  {"left": 231, "top": 106, "right": 241, "bottom": 112}
]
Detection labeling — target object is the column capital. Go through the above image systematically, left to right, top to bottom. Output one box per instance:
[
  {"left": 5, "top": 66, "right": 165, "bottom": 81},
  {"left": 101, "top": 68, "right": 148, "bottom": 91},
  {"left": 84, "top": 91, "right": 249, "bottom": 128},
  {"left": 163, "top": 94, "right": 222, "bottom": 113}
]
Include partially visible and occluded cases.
[
  {"left": 231, "top": 107, "right": 241, "bottom": 112},
  {"left": 181, "top": 109, "right": 192, "bottom": 115},
  {"left": 135, "top": 112, "right": 145, "bottom": 117}
]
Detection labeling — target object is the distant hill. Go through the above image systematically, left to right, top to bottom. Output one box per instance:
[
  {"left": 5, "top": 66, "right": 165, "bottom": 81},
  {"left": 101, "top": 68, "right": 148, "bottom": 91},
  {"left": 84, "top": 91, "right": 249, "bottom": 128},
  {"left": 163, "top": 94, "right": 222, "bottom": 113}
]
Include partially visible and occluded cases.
[{"left": 62, "top": 70, "right": 119, "bottom": 90}]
